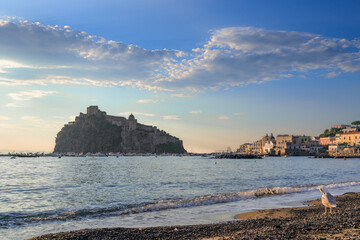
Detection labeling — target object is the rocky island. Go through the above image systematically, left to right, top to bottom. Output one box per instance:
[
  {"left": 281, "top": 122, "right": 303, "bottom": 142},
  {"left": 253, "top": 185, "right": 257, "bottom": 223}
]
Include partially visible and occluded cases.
[{"left": 54, "top": 106, "right": 186, "bottom": 154}]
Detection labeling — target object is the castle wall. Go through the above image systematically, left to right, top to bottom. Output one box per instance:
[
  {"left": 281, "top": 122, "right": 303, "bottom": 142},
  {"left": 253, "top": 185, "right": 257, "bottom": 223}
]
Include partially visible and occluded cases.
[
  {"left": 106, "top": 115, "right": 128, "bottom": 127},
  {"left": 138, "top": 124, "right": 155, "bottom": 132}
]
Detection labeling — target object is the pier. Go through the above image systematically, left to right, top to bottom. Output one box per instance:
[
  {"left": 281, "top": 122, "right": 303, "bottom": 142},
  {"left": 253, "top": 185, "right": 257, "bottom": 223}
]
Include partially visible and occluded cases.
[{"left": 215, "top": 153, "right": 262, "bottom": 159}]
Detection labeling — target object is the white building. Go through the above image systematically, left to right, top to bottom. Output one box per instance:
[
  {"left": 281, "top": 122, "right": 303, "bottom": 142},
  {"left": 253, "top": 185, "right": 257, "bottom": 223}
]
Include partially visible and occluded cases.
[{"left": 263, "top": 140, "right": 275, "bottom": 154}]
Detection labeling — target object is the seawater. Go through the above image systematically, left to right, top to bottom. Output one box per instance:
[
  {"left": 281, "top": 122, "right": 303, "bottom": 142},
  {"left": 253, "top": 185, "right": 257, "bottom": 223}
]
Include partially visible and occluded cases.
[{"left": 0, "top": 156, "right": 359, "bottom": 239}]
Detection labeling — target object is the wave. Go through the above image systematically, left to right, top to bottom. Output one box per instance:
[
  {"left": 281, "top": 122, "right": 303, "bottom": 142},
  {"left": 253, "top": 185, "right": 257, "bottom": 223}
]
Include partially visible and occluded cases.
[
  {"left": 1, "top": 180, "right": 359, "bottom": 227},
  {"left": 120, "top": 181, "right": 360, "bottom": 214}
]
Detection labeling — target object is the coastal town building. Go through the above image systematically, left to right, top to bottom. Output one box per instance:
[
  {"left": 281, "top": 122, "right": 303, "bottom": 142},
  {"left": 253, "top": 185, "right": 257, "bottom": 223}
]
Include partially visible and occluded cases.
[
  {"left": 237, "top": 122, "right": 360, "bottom": 157},
  {"left": 342, "top": 127, "right": 358, "bottom": 133},
  {"left": 339, "top": 132, "right": 360, "bottom": 146},
  {"left": 249, "top": 133, "right": 276, "bottom": 154},
  {"left": 274, "top": 134, "right": 318, "bottom": 155},
  {"left": 275, "top": 134, "right": 293, "bottom": 155},
  {"left": 319, "top": 137, "right": 336, "bottom": 145},
  {"left": 252, "top": 139, "right": 263, "bottom": 154},
  {"left": 263, "top": 140, "right": 275, "bottom": 154},
  {"left": 237, "top": 143, "right": 252, "bottom": 153},
  {"left": 328, "top": 145, "right": 342, "bottom": 153}
]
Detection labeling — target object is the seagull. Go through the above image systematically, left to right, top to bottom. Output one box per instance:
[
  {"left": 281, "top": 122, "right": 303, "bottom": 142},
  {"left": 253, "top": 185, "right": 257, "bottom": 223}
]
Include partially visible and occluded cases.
[{"left": 319, "top": 186, "right": 337, "bottom": 214}]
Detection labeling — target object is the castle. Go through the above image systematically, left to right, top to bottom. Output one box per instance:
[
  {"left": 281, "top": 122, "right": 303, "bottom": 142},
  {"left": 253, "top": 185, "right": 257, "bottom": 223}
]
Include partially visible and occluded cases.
[
  {"left": 56, "top": 106, "right": 185, "bottom": 153},
  {"left": 81, "top": 106, "right": 138, "bottom": 131}
]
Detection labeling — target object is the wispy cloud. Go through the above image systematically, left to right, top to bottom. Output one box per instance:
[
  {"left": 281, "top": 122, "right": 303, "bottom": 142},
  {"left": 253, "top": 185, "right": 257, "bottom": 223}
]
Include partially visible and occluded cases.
[
  {"left": 0, "top": 20, "right": 359, "bottom": 91},
  {"left": 0, "top": 59, "right": 33, "bottom": 73},
  {"left": 326, "top": 72, "right": 341, "bottom": 78},
  {"left": 8, "top": 90, "right": 58, "bottom": 101},
  {"left": 171, "top": 93, "right": 193, "bottom": 98},
  {"left": 137, "top": 99, "right": 158, "bottom": 104},
  {"left": 6, "top": 102, "right": 22, "bottom": 108},
  {"left": 190, "top": 110, "right": 202, "bottom": 114},
  {"left": 119, "top": 112, "right": 156, "bottom": 117},
  {"left": 233, "top": 112, "right": 245, "bottom": 115},
  {"left": 0, "top": 115, "right": 10, "bottom": 120},
  {"left": 20, "top": 115, "right": 63, "bottom": 130},
  {"left": 163, "top": 115, "right": 180, "bottom": 120},
  {"left": 218, "top": 115, "right": 229, "bottom": 120},
  {"left": 21, "top": 116, "right": 44, "bottom": 124}
]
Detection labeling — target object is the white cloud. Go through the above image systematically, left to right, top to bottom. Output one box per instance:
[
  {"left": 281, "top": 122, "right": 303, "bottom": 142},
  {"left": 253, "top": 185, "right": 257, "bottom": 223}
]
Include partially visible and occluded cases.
[
  {"left": 0, "top": 20, "right": 359, "bottom": 91},
  {"left": 0, "top": 20, "right": 175, "bottom": 90},
  {"left": 160, "top": 27, "right": 360, "bottom": 90},
  {"left": 0, "top": 59, "right": 32, "bottom": 73},
  {"left": 326, "top": 72, "right": 340, "bottom": 78},
  {"left": 8, "top": 90, "right": 58, "bottom": 101},
  {"left": 171, "top": 93, "right": 193, "bottom": 98},
  {"left": 137, "top": 99, "right": 158, "bottom": 103},
  {"left": 6, "top": 102, "right": 22, "bottom": 108},
  {"left": 190, "top": 110, "right": 202, "bottom": 114},
  {"left": 119, "top": 112, "right": 156, "bottom": 117},
  {"left": 233, "top": 112, "right": 245, "bottom": 115},
  {"left": 0, "top": 115, "right": 10, "bottom": 120},
  {"left": 20, "top": 115, "right": 63, "bottom": 130},
  {"left": 163, "top": 115, "right": 180, "bottom": 120},
  {"left": 218, "top": 115, "right": 229, "bottom": 120},
  {"left": 21, "top": 116, "right": 44, "bottom": 124},
  {"left": 0, "top": 123, "right": 20, "bottom": 129}
]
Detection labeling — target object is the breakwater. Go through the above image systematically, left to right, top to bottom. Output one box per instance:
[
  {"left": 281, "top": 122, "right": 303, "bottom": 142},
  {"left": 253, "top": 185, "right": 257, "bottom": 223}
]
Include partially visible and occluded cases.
[{"left": 215, "top": 153, "right": 262, "bottom": 159}]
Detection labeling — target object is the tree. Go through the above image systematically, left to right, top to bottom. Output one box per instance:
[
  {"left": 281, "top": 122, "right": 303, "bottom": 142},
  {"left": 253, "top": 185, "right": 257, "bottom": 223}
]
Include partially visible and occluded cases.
[
  {"left": 351, "top": 120, "right": 360, "bottom": 126},
  {"left": 352, "top": 121, "right": 360, "bottom": 130},
  {"left": 319, "top": 127, "right": 342, "bottom": 138}
]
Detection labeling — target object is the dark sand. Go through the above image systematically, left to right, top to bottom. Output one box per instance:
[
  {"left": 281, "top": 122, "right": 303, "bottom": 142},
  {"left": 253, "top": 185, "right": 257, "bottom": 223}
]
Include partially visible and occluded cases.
[{"left": 30, "top": 192, "right": 360, "bottom": 240}]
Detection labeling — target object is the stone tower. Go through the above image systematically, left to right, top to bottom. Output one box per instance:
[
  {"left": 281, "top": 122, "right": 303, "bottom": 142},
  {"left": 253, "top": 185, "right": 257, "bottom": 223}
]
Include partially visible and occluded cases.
[
  {"left": 87, "top": 106, "right": 106, "bottom": 116},
  {"left": 87, "top": 106, "right": 99, "bottom": 115},
  {"left": 128, "top": 113, "right": 137, "bottom": 131}
]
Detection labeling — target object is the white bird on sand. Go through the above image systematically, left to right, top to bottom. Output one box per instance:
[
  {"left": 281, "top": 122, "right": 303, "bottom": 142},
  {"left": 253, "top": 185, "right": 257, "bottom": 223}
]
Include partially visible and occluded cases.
[{"left": 318, "top": 186, "right": 337, "bottom": 214}]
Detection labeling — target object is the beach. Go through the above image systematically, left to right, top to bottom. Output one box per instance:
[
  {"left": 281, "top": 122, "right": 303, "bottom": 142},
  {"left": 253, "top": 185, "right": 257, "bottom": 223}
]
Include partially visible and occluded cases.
[{"left": 30, "top": 192, "right": 360, "bottom": 239}]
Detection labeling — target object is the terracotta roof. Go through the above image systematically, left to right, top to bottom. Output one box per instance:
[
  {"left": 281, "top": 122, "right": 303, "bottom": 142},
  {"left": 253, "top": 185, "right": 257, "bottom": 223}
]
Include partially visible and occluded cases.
[{"left": 342, "top": 131, "right": 360, "bottom": 135}]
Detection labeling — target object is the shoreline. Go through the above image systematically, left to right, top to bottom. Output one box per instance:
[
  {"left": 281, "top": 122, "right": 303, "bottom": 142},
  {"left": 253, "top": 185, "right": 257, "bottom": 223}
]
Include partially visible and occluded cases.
[{"left": 29, "top": 192, "right": 360, "bottom": 239}]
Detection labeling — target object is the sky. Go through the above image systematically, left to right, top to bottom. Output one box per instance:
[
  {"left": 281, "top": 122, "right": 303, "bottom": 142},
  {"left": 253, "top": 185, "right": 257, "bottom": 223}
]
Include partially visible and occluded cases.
[{"left": 0, "top": 0, "right": 360, "bottom": 153}]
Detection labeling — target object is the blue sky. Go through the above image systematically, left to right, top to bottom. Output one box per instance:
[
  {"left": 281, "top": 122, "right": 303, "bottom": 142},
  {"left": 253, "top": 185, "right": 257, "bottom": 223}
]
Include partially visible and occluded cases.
[{"left": 0, "top": 0, "right": 359, "bottom": 153}]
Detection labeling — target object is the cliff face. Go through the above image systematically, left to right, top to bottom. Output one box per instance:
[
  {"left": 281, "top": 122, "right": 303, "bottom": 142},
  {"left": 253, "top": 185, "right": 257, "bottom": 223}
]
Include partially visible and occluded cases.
[{"left": 54, "top": 107, "right": 186, "bottom": 154}]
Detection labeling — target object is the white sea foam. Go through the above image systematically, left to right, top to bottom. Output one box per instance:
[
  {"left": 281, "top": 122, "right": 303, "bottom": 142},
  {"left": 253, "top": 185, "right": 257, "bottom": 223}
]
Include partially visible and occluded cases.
[
  {"left": 3, "top": 180, "right": 358, "bottom": 226},
  {"left": 119, "top": 181, "right": 360, "bottom": 215}
]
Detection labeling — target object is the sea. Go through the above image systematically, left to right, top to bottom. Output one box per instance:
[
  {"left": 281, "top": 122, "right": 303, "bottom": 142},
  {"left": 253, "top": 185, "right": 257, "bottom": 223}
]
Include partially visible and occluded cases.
[{"left": 0, "top": 155, "right": 359, "bottom": 239}]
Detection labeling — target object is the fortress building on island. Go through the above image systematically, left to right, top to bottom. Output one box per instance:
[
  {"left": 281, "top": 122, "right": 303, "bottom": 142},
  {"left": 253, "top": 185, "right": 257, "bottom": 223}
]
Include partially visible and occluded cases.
[
  {"left": 55, "top": 106, "right": 186, "bottom": 154},
  {"left": 82, "top": 106, "right": 138, "bottom": 131}
]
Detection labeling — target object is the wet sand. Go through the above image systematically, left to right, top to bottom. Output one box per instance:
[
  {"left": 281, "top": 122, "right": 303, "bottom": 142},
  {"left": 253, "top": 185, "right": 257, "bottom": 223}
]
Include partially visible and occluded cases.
[{"left": 30, "top": 192, "right": 360, "bottom": 239}]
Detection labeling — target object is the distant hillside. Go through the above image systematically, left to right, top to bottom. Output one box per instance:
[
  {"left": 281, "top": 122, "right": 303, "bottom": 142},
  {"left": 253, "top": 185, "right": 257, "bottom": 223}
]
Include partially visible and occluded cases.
[
  {"left": 54, "top": 106, "right": 186, "bottom": 154},
  {"left": 320, "top": 122, "right": 360, "bottom": 138},
  {"left": 319, "top": 128, "right": 343, "bottom": 138}
]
